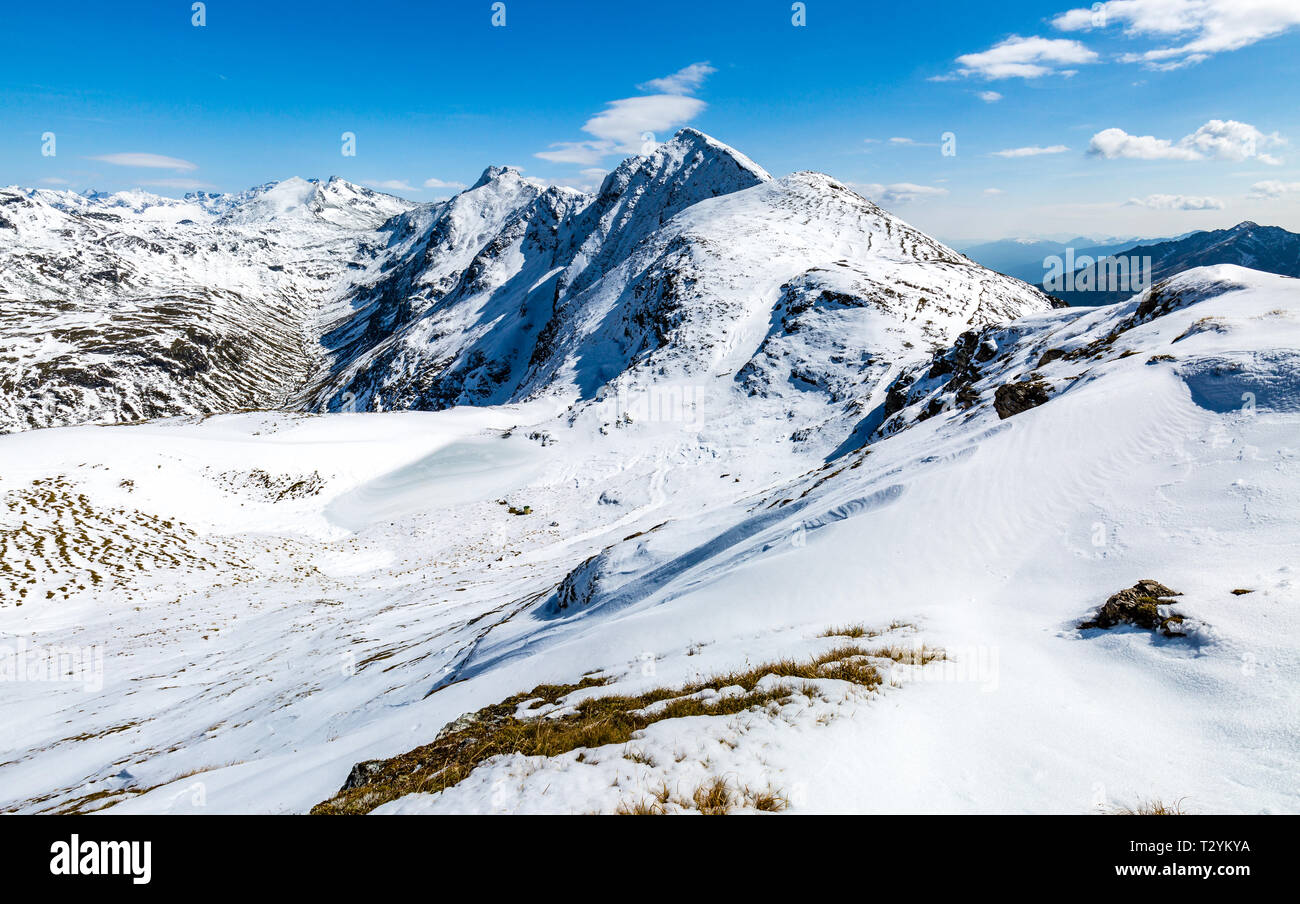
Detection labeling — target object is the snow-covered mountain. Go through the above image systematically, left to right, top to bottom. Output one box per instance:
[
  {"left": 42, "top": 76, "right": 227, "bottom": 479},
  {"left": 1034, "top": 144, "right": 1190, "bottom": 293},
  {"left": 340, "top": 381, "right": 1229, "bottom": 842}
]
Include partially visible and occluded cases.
[
  {"left": 1, "top": 129, "right": 1052, "bottom": 437},
  {"left": 2, "top": 132, "right": 1297, "bottom": 817},
  {"left": 0, "top": 177, "right": 413, "bottom": 432},
  {"left": 1047, "top": 221, "right": 1300, "bottom": 307},
  {"left": 956, "top": 234, "right": 1180, "bottom": 284},
  {"left": 1, "top": 262, "right": 1295, "bottom": 815}
]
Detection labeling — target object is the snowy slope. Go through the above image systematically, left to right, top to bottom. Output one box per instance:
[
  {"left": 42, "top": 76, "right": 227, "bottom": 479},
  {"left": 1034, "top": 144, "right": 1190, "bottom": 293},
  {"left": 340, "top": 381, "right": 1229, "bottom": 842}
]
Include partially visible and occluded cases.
[{"left": 1, "top": 265, "right": 1296, "bottom": 815}]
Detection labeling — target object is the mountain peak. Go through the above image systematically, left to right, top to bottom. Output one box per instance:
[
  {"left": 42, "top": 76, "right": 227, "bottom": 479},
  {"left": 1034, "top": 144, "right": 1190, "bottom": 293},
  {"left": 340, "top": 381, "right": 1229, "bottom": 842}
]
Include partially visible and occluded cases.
[
  {"left": 658, "top": 128, "right": 772, "bottom": 182},
  {"left": 471, "top": 165, "right": 524, "bottom": 190}
]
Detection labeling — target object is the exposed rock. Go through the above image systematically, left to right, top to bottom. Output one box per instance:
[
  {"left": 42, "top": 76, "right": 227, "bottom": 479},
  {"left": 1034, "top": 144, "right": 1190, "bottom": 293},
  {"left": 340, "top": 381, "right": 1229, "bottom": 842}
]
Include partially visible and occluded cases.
[
  {"left": 1037, "top": 348, "right": 1067, "bottom": 368},
  {"left": 993, "top": 379, "right": 1051, "bottom": 419},
  {"left": 555, "top": 553, "right": 602, "bottom": 611},
  {"left": 1080, "top": 580, "right": 1188, "bottom": 637},
  {"left": 435, "top": 712, "right": 481, "bottom": 740},
  {"left": 339, "top": 759, "right": 387, "bottom": 791}
]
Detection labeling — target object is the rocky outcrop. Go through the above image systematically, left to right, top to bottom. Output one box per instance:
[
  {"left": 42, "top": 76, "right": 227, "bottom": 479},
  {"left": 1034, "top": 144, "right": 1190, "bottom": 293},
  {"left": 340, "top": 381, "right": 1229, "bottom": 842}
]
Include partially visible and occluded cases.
[
  {"left": 993, "top": 379, "right": 1051, "bottom": 419},
  {"left": 1080, "top": 580, "right": 1187, "bottom": 637}
]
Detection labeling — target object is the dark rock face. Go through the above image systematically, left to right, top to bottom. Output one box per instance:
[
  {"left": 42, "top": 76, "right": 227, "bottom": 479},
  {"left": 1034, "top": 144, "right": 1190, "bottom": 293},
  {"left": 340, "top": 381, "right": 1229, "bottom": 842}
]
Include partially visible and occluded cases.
[
  {"left": 993, "top": 380, "right": 1051, "bottom": 419},
  {"left": 554, "top": 552, "right": 604, "bottom": 611},
  {"left": 1080, "top": 580, "right": 1187, "bottom": 637},
  {"left": 340, "top": 759, "right": 387, "bottom": 791}
]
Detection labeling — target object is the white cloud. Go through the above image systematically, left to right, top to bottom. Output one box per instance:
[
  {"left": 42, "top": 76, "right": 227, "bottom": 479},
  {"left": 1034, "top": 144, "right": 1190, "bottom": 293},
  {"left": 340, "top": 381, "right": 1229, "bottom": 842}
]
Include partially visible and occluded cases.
[
  {"left": 1054, "top": 0, "right": 1300, "bottom": 69},
  {"left": 953, "top": 35, "right": 1098, "bottom": 79},
  {"left": 537, "top": 62, "right": 715, "bottom": 163},
  {"left": 638, "top": 62, "right": 717, "bottom": 95},
  {"left": 979, "top": 91, "right": 1003, "bottom": 102},
  {"left": 582, "top": 95, "right": 708, "bottom": 151},
  {"left": 1180, "top": 119, "right": 1285, "bottom": 164},
  {"left": 1088, "top": 120, "right": 1284, "bottom": 163},
  {"left": 1088, "top": 128, "right": 1202, "bottom": 160},
  {"left": 886, "top": 137, "right": 942, "bottom": 149},
  {"left": 534, "top": 140, "right": 616, "bottom": 166},
  {"left": 992, "top": 144, "right": 1070, "bottom": 157},
  {"left": 89, "top": 152, "right": 198, "bottom": 171},
  {"left": 39, "top": 177, "right": 71, "bottom": 186},
  {"left": 422, "top": 177, "right": 468, "bottom": 190},
  {"left": 364, "top": 179, "right": 417, "bottom": 193},
  {"left": 1249, "top": 180, "right": 1300, "bottom": 199},
  {"left": 849, "top": 182, "right": 949, "bottom": 204},
  {"left": 983, "top": 187, "right": 1005, "bottom": 195},
  {"left": 1125, "top": 193, "right": 1225, "bottom": 210}
]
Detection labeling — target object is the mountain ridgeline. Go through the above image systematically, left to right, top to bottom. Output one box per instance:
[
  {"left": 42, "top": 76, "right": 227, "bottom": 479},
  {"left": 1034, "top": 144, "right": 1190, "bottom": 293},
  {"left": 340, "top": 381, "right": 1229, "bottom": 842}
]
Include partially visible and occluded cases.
[
  {"left": 0, "top": 129, "right": 1056, "bottom": 434},
  {"left": 1039, "top": 221, "right": 1300, "bottom": 307}
]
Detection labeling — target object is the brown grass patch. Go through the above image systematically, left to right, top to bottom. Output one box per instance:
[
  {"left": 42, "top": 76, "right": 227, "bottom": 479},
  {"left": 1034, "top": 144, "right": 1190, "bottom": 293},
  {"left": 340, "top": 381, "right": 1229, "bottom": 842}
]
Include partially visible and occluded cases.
[
  {"left": 312, "top": 642, "right": 899, "bottom": 815},
  {"left": 1109, "top": 797, "right": 1190, "bottom": 815}
]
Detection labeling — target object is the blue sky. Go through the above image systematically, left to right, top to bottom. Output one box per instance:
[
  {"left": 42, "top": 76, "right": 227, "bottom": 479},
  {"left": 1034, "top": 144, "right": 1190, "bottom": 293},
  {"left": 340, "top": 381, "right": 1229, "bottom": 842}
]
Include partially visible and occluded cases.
[{"left": 3, "top": 0, "right": 1298, "bottom": 241}]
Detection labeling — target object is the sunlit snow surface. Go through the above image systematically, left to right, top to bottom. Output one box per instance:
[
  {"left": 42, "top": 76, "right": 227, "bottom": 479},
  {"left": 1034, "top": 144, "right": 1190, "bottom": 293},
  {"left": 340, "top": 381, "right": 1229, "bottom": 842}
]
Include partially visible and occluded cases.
[{"left": 1, "top": 265, "right": 1296, "bottom": 814}]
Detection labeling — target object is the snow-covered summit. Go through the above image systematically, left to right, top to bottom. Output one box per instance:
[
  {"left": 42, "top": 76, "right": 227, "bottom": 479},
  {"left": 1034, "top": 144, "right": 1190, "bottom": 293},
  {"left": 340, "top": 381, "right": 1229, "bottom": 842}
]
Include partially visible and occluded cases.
[{"left": 1, "top": 130, "right": 1050, "bottom": 435}]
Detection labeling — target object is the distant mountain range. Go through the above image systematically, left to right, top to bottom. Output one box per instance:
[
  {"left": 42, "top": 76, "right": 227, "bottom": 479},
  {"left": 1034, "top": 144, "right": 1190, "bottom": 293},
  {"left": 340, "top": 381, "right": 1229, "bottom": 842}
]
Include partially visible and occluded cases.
[
  {"left": 1041, "top": 222, "right": 1300, "bottom": 306},
  {"left": 959, "top": 223, "right": 1300, "bottom": 307},
  {"left": 955, "top": 235, "right": 1181, "bottom": 284}
]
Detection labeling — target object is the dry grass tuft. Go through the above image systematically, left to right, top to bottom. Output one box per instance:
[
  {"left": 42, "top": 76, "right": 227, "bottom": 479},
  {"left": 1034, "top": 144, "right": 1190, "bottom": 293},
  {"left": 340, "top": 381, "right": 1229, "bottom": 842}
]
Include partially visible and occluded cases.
[
  {"left": 819, "top": 620, "right": 914, "bottom": 639},
  {"left": 312, "top": 639, "right": 909, "bottom": 815},
  {"left": 1110, "top": 797, "right": 1190, "bottom": 816}
]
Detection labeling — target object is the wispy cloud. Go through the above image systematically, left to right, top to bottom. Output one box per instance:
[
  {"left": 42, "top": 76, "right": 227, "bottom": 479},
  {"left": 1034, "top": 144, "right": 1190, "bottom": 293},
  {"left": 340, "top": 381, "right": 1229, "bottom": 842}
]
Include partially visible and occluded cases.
[
  {"left": 1054, "top": 0, "right": 1300, "bottom": 70},
  {"left": 951, "top": 35, "right": 1098, "bottom": 79},
  {"left": 537, "top": 62, "right": 714, "bottom": 164},
  {"left": 638, "top": 62, "right": 716, "bottom": 95},
  {"left": 978, "top": 91, "right": 1003, "bottom": 103},
  {"left": 582, "top": 94, "right": 708, "bottom": 151},
  {"left": 1089, "top": 120, "right": 1284, "bottom": 163},
  {"left": 886, "top": 136, "right": 941, "bottom": 148},
  {"left": 535, "top": 140, "right": 615, "bottom": 166},
  {"left": 992, "top": 145, "right": 1070, "bottom": 158},
  {"left": 89, "top": 152, "right": 198, "bottom": 171},
  {"left": 422, "top": 177, "right": 467, "bottom": 190},
  {"left": 363, "top": 179, "right": 417, "bottom": 193},
  {"left": 849, "top": 182, "right": 949, "bottom": 204},
  {"left": 1125, "top": 193, "right": 1225, "bottom": 210}
]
